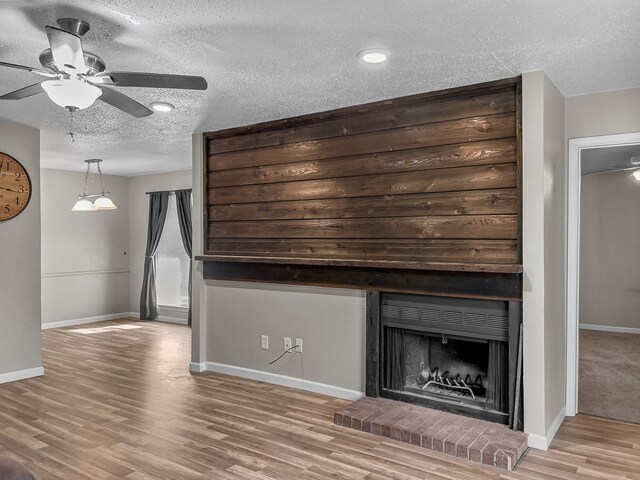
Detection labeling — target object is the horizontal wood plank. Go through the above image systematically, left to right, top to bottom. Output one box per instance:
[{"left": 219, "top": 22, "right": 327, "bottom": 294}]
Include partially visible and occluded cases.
[
  {"left": 202, "top": 78, "right": 522, "bottom": 276},
  {"left": 209, "top": 88, "right": 516, "bottom": 154},
  {"left": 208, "top": 113, "right": 516, "bottom": 171},
  {"left": 208, "top": 139, "right": 516, "bottom": 188},
  {"left": 209, "top": 164, "right": 517, "bottom": 205},
  {"left": 209, "top": 188, "right": 518, "bottom": 221},
  {"left": 208, "top": 215, "right": 518, "bottom": 240},
  {"left": 206, "top": 239, "right": 519, "bottom": 264},
  {"left": 202, "top": 261, "right": 524, "bottom": 297}
]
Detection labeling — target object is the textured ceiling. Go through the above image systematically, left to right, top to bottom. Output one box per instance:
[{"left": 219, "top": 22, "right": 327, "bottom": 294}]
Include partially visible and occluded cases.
[
  {"left": 0, "top": 0, "right": 639, "bottom": 176},
  {"left": 582, "top": 144, "right": 640, "bottom": 175}
]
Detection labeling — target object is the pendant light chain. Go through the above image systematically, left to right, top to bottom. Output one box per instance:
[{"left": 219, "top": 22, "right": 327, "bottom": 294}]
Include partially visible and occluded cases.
[
  {"left": 82, "top": 160, "right": 91, "bottom": 198},
  {"left": 96, "top": 160, "right": 106, "bottom": 195}
]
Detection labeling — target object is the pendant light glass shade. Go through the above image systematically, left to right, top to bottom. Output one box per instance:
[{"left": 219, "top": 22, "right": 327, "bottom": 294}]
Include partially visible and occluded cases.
[
  {"left": 42, "top": 77, "right": 102, "bottom": 110},
  {"left": 72, "top": 159, "right": 117, "bottom": 212},
  {"left": 94, "top": 196, "right": 117, "bottom": 210},
  {"left": 71, "top": 198, "right": 96, "bottom": 212}
]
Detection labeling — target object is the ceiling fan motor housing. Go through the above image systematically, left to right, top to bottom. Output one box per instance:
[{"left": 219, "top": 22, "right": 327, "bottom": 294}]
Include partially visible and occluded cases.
[
  {"left": 56, "top": 18, "right": 91, "bottom": 37},
  {"left": 39, "top": 49, "right": 107, "bottom": 75}
]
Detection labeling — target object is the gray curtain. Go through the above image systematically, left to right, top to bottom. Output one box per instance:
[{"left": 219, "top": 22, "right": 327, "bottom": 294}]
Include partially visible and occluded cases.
[
  {"left": 175, "top": 189, "right": 193, "bottom": 326},
  {"left": 139, "top": 191, "right": 170, "bottom": 320}
]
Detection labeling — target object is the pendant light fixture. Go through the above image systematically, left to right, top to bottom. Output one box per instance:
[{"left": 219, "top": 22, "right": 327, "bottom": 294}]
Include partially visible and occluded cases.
[{"left": 71, "top": 159, "right": 117, "bottom": 211}]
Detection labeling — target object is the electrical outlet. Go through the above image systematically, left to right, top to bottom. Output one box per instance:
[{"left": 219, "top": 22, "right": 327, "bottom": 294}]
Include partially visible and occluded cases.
[
  {"left": 261, "top": 335, "right": 269, "bottom": 350},
  {"left": 284, "top": 337, "right": 292, "bottom": 352},
  {"left": 295, "top": 338, "right": 303, "bottom": 353}
]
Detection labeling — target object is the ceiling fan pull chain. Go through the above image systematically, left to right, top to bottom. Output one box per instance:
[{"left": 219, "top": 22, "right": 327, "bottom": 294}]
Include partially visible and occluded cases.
[{"left": 67, "top": 109, "right": 75, "bottom": 142}]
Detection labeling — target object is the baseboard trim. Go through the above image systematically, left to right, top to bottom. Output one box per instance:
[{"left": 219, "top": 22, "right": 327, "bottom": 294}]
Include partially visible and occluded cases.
[
  {"left": 125, "top": 311, "right": 188, "bottom": 326},
  {"left": 42, "top": 312, "right": 138, "bottom": 330},
  {"left": 155, "top": 315, "right": 189, "bottom": 326},
  {"left": 580, "top": 324, "right": 640, "bottom": 335},
  {"left": 189, "top": 362, "right": 207, "bottom": 373},
  {"left": 198, "top": 362, "right": 364, "bottom": 401},
  {"left": 0, "top": 366, "right": 44, "bottom": 385},
  {"left": 527, "top": 407, "right": 566, "bottom": 450}
]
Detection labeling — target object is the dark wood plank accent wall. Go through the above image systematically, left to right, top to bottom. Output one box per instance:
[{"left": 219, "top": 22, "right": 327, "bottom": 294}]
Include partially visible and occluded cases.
[{"left": 201, "top": 77, "right": 522, "bottom": 276}]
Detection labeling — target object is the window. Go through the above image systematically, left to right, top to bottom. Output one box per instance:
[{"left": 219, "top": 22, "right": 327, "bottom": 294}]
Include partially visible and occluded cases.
[{"left": 156, "top": 195, "right": 189, "bottom": 308}]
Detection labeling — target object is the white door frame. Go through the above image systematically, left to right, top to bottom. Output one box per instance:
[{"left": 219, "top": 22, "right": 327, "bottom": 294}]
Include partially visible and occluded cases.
[{"left": 566, "top": 132, "right": 640, "bottom": 417}]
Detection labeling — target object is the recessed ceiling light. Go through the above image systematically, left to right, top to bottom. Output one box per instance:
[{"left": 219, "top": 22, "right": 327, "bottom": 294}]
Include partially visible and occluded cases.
[
  {"left": 358, "top": 49, "right": 389, "bottom": 64},
  {"left": 150, "top": 102, "right": 174, "bottom": 112}
]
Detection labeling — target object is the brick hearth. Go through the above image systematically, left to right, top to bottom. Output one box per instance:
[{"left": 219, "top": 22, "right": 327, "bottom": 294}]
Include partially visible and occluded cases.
[{"left": 334, "top": 397, "right": 528, "bottom": 471}]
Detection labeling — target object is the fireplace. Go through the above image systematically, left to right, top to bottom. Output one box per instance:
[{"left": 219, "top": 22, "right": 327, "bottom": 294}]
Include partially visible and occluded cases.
[{"left": 367, "top": 292, "right": 523, "bottom": 427}]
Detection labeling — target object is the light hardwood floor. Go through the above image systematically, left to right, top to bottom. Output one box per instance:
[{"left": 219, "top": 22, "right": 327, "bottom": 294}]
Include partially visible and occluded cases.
[{"left": 0, "top": 319, "right": 639, "bottom": 479}]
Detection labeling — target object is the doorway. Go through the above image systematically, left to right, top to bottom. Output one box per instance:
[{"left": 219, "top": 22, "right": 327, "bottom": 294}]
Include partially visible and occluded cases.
[{"left": 567, "top": 132, "right": 640, "bottom": 421}]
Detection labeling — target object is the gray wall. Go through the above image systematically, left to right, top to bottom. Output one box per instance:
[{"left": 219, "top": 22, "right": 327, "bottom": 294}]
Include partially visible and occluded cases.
[
  {"left": 521, "top": 71, "right": 566, "bottom": 445},
  {"left": 542, "top": 74, "right": 567, "bottom": 432},
  {"left": 566, "top": 87, "right": 640, "bottom": 139},
  {"left": 0, "top": 120, "right": 42, "bottom": 378},
  {"left": 41, "top": 169, "right": 130, "bottom": 325},
  {"left": 128, "top": 170, "right": 192, "bottom": 316},
  {"left": 580, "top": 170, "right": 640, "bottom": 329},
  {"left": 205, "top": 281, "right": 366, "bottom": 391}
]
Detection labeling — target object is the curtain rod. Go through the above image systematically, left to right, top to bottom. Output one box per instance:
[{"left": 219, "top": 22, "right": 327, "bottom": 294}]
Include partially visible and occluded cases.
[
  {"left": 144, "top": 189, "right": 192, "bottom": 195},
  {"left": 145, "top": 190, "right": 175, "bottom": 195}
]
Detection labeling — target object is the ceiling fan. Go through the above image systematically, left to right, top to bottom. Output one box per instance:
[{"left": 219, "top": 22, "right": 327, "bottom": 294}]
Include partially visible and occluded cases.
[{"left": 0, "top": 18, "right": 207, "bottom": 117}]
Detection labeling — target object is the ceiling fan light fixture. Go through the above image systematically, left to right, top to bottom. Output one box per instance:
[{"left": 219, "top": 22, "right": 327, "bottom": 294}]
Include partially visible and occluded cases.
[
  {"left": 358, "top": 49, "right": 389, "bottom": 64},
  {"left": 42, "top": 77, "right": 102, "bottom": 110},
  {"left": 150, "top": 101, "right": 174, "bottom": 112},
  {"left": 93, "top": 195, "right": 117, "bottom": 210},
  {"left": 71, "top": 198, "right": 96, "bottom": 212}
]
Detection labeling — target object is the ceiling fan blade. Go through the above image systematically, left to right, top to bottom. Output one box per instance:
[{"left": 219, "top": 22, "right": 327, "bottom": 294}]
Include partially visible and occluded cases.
[
  {"left": 45, "top": 26, "right": 86, "bottom": 73},
  {"left": 0, "top": 61, "right": 56, "bottom": 77},
  {"left": 0, "top": 61, "right": 39, "bottom": 72},
  {"left": 92, "top": 71, "right": 207, "bottom": 90},
  {"left": 0, "top": 83, "right": 44, "bottom": 100},
  {"left": 97, "top": 86, "right": 153, "bottom": 118}
]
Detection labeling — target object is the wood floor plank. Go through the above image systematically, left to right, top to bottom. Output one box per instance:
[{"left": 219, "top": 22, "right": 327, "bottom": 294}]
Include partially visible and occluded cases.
[{"left": 0, "top": 318, "right": 639, "bottom": 479}]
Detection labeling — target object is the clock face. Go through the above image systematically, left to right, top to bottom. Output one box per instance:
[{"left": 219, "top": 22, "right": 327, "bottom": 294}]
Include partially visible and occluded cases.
[{"left": 0, "top": 152, "right": 32, "bottom": 222}]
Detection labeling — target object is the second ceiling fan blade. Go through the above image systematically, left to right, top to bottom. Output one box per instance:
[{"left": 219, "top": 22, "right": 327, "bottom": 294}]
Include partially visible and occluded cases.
[
  {"left": 45, "top": 26, "right": 86, "bottom": 73},
  {"left": 0, "top": 61, "right": 40, "bottom": 72},
  {"left": 93, "top": 71, "right": 207, "bottom": 90},
  {"left": 0, "top": 83, "right": 44, "bottom": 100},
  {"left": 97, "top": 86, "right": 153, "bottom": 118}
]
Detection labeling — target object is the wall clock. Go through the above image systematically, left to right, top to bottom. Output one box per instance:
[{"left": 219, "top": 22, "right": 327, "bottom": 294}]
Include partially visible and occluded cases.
[{"left": 0, "top": 152, "right": 32, "bottom": 222}]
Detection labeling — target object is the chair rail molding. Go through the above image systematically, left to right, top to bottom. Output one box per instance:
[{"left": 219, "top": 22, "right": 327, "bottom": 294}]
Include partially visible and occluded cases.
[{"left": 41, "top": 268, "right": 130, "bottom": 278}]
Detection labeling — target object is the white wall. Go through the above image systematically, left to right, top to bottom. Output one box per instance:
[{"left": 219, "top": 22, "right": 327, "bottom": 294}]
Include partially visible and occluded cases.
[
  {"left": 0, "top": 120, "right": 42, "bottom": 382},
  {"left": 40, "top": 169, "right": 130, "bottom": 326},
  {"left": 128, "top": 170, "right": 192, "bottom": 318},
  {"left": 580, "top": 170, "right": 640, "bottom": 329}
]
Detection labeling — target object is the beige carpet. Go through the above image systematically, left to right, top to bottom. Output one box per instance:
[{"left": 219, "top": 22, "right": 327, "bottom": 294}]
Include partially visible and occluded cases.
[{"left": 579, "top": 329, "right": 640, "bottom": 424}]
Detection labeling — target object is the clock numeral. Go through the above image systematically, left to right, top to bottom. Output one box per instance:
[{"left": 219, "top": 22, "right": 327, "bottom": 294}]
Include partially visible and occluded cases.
[
  {"left": 15, "top": 172, "right": 21, "bottom": 181},
  {"left": 18, "top": 185, "right": 24, "bottom": 193},
  {"left": 15, "top": 196, "right": 20, "bottom": 205},
  {"left": 4, "top": 205, "right": 9, "bottom": 214}
]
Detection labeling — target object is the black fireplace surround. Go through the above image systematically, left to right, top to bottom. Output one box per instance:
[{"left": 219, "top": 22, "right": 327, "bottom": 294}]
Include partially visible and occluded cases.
[{"left": 366, "top": 292, "right": 523, "bottom": 428}]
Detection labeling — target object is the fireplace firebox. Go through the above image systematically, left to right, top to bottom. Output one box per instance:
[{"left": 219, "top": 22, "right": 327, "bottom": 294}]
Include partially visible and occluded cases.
[{"left": 367, "top": 292, "right": 523, "bottom": 427}]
